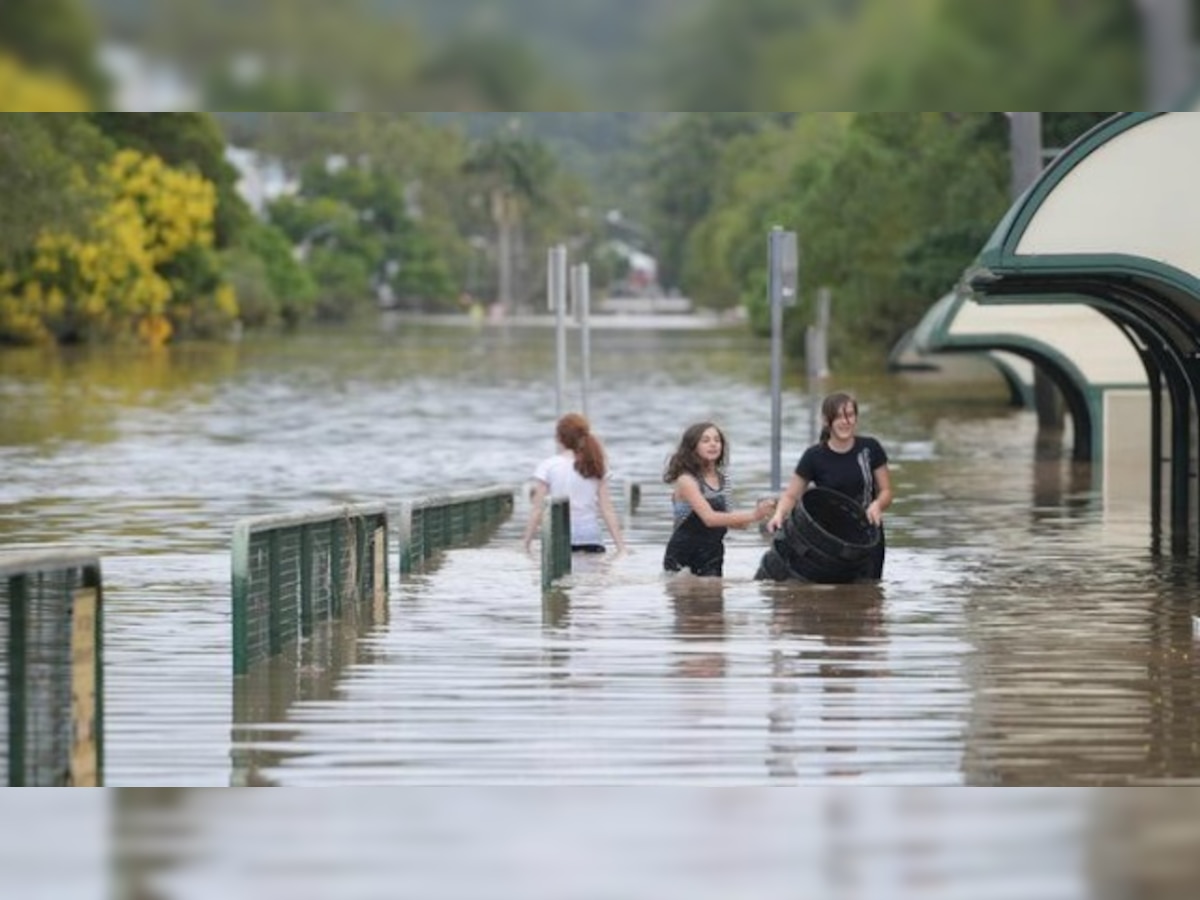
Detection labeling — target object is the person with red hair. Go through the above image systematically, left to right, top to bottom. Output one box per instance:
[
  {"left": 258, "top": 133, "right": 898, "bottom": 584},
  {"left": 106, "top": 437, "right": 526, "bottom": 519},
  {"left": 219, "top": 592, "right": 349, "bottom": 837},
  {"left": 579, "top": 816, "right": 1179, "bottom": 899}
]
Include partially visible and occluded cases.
[{"left": 522, "top": 412, "right": 626, "bottom": 555}]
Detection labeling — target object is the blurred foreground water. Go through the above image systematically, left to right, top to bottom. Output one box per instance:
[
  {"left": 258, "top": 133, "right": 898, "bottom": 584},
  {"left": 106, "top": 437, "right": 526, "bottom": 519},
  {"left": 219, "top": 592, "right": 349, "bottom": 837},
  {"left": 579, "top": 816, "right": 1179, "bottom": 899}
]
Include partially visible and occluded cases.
[
  {"left": 2, "top": 320, "right": 1200, "bottom": 894},
  {"left": 2, "top": 320, "right": 1198, "bottom": 789},
  {"left": 3, "top": 787, "right": 1200, "bottom": 899}
]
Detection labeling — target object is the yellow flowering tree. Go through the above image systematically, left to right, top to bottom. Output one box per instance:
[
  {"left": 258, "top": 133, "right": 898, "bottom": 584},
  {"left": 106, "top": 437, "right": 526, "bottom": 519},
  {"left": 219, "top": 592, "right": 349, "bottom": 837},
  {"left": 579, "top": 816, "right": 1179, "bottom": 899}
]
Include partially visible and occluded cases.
[
  {"left": 0, "top": 52, "right": 89, "bottom": 112},
  {"left": 0, "top": 148, "right": 240, "bottom": 345}
]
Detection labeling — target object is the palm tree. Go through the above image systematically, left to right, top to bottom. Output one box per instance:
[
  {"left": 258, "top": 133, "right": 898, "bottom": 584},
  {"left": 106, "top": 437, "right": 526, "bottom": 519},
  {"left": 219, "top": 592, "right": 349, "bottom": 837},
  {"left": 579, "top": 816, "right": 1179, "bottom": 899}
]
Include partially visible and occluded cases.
[{"left": 463, "top": 129, "right": 556, "bottom": 314}]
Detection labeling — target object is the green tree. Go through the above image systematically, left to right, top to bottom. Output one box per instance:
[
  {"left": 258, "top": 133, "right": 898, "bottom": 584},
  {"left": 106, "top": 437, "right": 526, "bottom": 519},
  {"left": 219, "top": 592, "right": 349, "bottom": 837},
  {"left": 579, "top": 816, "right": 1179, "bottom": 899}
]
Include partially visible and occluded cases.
[
  {"left": 0, "top": 0, "right": 109, "bottom": 104},
  {"left": 91, "top": 0, "right": 425, "bottom": 110},
  {"left": 658, "top": 0, "right": 1142, "bottom": 111},
  {"left": 418, "top": 34, "right": 566, "bottom": 110},
  {"left": 642, "top": 113, "right": 782, "bottom": 290},
  {"left": 795, "top": 113, "right": 1010, "bottom": 362},
  {"left": 683, "top": 114, "right": 850, "bottom": 322},
  {"left": 0, "top": 115, "right": 112, "bottom": 262},
  {"left": 462, "top": 130, "right": 560, "bottom": 311},
  {"left": 269, "top": 160, "right": 456, "bottom": 319},
  {"left": 218, "top": 222, "right": 319, "bottom": 332}
]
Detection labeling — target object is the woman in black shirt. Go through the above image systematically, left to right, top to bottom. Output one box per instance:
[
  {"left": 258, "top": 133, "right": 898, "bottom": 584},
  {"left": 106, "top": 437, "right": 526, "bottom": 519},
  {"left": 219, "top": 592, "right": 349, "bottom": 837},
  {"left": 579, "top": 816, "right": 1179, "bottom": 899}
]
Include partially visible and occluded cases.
[{"left": 766, "top": 392, "right": 893, "bottom": 578}]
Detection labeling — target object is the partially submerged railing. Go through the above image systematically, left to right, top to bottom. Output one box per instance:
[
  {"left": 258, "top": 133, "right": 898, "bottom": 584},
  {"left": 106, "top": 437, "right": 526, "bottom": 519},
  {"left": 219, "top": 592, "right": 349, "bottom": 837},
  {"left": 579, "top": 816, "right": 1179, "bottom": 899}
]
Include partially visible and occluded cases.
[
  {"left": 397, "top": 486, "right": 515, "bottom": 575},
  {"left": 541, "top": 497, "right": 572, "bottom": 591},
  {"left": 231, "top": 504, "right": 388, "bottom": 676},
  {"left": 0, "top": 550, "right": 103, "bottom": 786}
]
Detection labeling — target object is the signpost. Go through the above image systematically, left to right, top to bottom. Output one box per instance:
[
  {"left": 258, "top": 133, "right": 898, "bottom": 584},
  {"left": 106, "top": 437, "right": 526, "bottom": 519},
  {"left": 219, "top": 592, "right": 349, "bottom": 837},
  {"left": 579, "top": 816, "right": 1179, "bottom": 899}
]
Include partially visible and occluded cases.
[
  {"left": 768, "top": 226, "right": 798, "bottom": 492},
  {"left": 548, "top": 244, "right": 569, "bottom": 417}
]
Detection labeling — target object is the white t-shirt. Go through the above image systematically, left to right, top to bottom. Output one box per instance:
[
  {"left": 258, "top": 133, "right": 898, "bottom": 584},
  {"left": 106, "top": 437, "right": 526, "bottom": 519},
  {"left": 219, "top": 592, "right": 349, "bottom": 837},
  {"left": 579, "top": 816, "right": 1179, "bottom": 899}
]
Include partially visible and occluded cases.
[{"left": 533, "top": 451, "right": 607, "bottom": 546}]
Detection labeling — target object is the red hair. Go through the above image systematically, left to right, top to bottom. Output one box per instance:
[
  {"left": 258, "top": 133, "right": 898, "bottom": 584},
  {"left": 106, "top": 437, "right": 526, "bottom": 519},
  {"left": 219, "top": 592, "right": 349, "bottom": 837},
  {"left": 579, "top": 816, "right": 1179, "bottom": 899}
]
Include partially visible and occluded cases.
[{"left": 557, "top": 413, "right": 606, "bottom": 480}]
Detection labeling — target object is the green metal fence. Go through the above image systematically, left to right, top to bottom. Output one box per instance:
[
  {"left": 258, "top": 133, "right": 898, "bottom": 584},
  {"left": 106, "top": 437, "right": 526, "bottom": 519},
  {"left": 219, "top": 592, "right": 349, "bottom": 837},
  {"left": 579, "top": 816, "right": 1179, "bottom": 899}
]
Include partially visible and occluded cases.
[
  {"left": 397, "top": 486, "right": 515, "bottom": 575},
  {"left": 540, "top": 497, "right": 572, "bottom": 591},
  {"left": 231, "top": 504, "right": 389, "bottom": 676},
  {"left": 0, "top": 550, "right": 103, "bottom": 786}
]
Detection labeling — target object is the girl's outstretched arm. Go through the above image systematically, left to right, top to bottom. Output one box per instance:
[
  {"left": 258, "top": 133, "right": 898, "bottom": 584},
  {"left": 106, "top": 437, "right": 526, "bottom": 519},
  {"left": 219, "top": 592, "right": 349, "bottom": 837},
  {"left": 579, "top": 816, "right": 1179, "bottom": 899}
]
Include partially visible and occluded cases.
[{"left": 676, "top": 473, "right": 771, "bottom": 530}]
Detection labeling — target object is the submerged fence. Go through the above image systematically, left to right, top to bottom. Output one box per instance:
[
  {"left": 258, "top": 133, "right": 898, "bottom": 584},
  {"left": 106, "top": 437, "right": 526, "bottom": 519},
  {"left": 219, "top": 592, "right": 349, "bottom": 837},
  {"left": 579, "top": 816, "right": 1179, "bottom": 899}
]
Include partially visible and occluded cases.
[
  {"left": 397, "top": 486, "right": 515, "bottom": 575},
  {"left": 541, "top": 497, "right": 572, "bottom": 591},
  {"left": 232, "top": 504, "right": 389, "bottom": 676},
  {"left": 0, "top": 550, "right": 103, "bottom": 786}
]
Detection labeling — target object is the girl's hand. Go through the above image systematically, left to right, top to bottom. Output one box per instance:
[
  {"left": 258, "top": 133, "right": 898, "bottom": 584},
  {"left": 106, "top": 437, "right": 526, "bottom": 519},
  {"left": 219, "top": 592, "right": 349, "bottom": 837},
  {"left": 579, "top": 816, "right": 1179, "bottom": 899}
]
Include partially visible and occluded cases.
[{"left": 865, "top": 501, "right": 884, "bottom": 526}]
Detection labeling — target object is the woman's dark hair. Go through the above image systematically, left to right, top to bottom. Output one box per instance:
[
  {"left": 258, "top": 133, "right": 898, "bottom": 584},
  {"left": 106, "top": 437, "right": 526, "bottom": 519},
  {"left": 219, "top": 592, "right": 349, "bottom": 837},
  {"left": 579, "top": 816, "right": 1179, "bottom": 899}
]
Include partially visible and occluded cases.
[
  {"left": 818, "top": 392, "right": 858, "bottom": 443},
  {"left": 557, "top": 412, "right": 606, "bottom": 479},
  {"left": 663, "top": 421, "right": 728, "bottom": 483}
]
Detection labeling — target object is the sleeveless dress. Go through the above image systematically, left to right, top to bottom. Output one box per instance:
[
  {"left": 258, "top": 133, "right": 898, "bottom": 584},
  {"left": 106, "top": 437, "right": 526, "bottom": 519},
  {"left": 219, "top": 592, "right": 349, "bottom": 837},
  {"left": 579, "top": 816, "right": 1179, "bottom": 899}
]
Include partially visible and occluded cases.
[{"left": 663, "top": 472, "right": 730, "bottom": 577}]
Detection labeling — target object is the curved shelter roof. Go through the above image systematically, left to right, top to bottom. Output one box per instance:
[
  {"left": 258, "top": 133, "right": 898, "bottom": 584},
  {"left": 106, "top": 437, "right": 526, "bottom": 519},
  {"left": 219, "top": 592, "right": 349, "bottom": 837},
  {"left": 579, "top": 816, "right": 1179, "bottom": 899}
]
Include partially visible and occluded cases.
[
  {"left": 964, "top": 112, "right": 1200, "bottom": 556},
  {"left": 968, "top": 113, "right": 1200, "bottom": 351},
  {"left": 912, "top": 291, "right": 1148, "bottom": 461}
]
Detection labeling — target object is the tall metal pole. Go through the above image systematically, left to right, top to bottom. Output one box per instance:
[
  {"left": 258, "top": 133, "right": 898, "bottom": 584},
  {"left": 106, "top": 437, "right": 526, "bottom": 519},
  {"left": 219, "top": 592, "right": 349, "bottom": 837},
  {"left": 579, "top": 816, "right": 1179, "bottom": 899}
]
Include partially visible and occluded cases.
[
  {"left": 1138, "top": 0, "right": 1194, "bottom": 109},
  {"left": 1009, "top": 112, "right": 1042, "bottom": 201},
  {"left": 1009, "top": 113, "right": 1064, "bottom": 450},
  {"left": 768, "top": 227, "right": 799, "bottom": 492},
  {"left": 769, "top": 229, "right": 784, "bottom": 492},
  {"left": 548, "top": 245, "right": 568, "bottom": 417},
  {"left": 578, "top": 263, "right": 592, "bottom": 419}
]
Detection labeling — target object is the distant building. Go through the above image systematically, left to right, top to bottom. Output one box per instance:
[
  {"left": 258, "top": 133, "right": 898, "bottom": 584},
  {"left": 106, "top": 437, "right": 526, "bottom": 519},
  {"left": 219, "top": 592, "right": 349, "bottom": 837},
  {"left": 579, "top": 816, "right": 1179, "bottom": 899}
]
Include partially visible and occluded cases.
[
  {"left": 97, "top": 44, "right": 198, "bottom": 111},
  {"left": 224, "top": 146, "right": 298, "bottom": 216}
]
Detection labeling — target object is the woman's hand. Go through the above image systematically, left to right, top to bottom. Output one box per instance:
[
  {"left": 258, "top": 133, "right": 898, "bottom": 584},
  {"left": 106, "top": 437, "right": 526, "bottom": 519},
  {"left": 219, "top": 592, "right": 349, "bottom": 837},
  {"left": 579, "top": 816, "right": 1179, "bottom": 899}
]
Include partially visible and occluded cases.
[
  {"left": 755, "top": 497, "right": 776, "bottom": 521},
  {"left": 865, "top": 500, "right": 884, "bottom": 527},
  {"left": 766, "top": 508, "right": 785, "bottom": 532}
]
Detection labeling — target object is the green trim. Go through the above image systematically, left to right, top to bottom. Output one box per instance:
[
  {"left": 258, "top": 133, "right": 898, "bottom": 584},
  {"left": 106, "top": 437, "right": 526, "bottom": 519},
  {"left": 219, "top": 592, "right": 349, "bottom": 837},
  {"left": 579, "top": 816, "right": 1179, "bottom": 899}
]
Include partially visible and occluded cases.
[
  {"left": 1180, "top": 83, "right": 1200, "bottom": 111},
  {"left": 972, "top": 113, "right": 1200, "bottom": 315},
  {"left": 975, "top": 114, "right": 1137, "bottom": 262},
  {"left": 998, "top": 114, "right": 1159, "bottom": 257},
  {"left": 974, "top": 255, "right": 1200, "bottom": 308},
  {"left": 911, "top": 289, "right": 1155, "bottom": 464},
  {"left": 915, "top": 289, "right": 1150, "bottom": 389},
  {"left": 911, "top": 291, "right": 967, "bottom": 353},
  {"left": 987, "top": 353, "right": 1036, "bottom": 408},
  {"left": 541, "top": 497, "right": 572, "bottom": 592},
  {"left": 330, "top": 519, "right": 342, "bottom": 618},
  {"left": 231, "top": 522, "right": 250, "bottom": 677},
  {"left": 300, "top": 526, "right": 314, "bottom": 637},
  {"left": 267, "top": 530, "right": 282, "bottom": 656},
  {"left": 87, "top": 561, "right": 105, "bottom": 787},
  {"left": 7, "top": 575, "right": 27, "bottom": 786}
]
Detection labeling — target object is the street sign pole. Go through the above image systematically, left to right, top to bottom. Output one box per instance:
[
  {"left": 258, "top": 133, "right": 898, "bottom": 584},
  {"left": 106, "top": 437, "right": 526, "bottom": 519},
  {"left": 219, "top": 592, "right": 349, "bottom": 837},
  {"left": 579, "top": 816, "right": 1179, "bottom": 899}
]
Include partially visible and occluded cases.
[{"left": 768, "top": 226, "right": 798, "bottom": 492}]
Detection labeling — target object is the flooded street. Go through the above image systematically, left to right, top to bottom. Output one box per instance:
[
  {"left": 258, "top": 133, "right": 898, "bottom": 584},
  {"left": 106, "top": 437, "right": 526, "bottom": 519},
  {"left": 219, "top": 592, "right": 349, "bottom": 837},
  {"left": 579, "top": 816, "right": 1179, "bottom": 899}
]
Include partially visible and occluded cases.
[{"left": 1, "top": 319, "right": 1198, "bottom": 789}]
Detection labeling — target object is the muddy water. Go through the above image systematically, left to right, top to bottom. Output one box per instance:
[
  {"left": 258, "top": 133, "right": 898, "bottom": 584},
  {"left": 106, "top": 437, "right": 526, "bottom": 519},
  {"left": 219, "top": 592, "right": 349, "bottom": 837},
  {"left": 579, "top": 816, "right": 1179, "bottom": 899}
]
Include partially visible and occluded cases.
[{"left": 0, "top": 320, "right": 1197, "bottom": 791}]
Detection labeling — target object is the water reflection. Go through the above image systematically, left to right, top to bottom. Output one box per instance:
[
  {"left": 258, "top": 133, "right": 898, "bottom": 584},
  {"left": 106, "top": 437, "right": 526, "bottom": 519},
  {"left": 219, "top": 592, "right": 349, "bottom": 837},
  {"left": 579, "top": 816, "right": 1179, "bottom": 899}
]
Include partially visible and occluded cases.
[
  {"left": 1, "top": 323, "right": 1198, "bottom": 789},
  {"left": 1031, "top": 456, "right": 1095, "bottom": 519},
  {"left": 960, "top": 554, "right": 1200, "bottom": 786},
  {"left": 666, "top": 575, "right": 727, "bottom": 679},
  {"left": 764, "top": 582, "right": 887, "bottom": 782},
  {"left": 231, "top": 605, "right": 386, "bottom": 787},
  {"left": 109, "top": 786, "right": 1200, "bottom": 900}
]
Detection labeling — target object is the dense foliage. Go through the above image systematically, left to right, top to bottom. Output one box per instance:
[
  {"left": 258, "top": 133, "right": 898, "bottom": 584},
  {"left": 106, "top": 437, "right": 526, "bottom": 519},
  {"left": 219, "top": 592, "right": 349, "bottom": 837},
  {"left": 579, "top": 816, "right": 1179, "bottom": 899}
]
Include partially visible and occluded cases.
[{"left": 1, "top": 0, "right": 1158, "bottom": 366}]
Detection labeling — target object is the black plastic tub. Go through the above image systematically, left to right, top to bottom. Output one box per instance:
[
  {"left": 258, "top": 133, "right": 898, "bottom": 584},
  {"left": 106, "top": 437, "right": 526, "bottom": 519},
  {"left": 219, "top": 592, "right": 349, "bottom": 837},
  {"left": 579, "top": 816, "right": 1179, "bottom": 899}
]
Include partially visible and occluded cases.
[{"left": 755, "top": 486, "right": 879, "bottom": 583}]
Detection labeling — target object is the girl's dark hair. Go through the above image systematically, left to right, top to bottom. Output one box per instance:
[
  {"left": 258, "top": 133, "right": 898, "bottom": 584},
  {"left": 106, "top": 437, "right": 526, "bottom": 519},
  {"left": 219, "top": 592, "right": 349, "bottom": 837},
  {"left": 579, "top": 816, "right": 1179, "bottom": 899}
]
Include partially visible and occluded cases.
[
  {"left": 818, "top": 392, "right": 858, "bottom": 443},
  {"left": 557, "top": 412, "right": 606, "bottom": 480},
  {"left": 663, "top": 421, "right": 728, "bottom": 483}
]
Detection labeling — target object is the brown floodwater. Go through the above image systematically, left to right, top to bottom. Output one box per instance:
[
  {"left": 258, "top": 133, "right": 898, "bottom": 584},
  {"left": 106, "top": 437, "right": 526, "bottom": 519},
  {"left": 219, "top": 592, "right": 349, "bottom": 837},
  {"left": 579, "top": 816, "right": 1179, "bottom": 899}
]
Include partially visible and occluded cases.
[{"left": 1, "top": 319, "right": 1197, "bottom": 792}]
